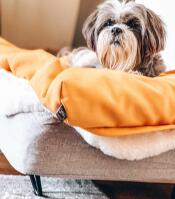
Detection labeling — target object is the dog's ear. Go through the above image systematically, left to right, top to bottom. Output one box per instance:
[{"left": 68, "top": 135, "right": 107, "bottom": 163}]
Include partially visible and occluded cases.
[
  {"left": 143, "top": 8, "right": 166, "bottom": 57},
  {"left": 82, "top": 10, "right": 98, "bottom": 51}
]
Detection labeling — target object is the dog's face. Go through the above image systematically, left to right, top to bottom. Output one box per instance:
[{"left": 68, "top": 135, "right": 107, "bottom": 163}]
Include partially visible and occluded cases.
[{"left": 83, "top": 0, "right": 166, "bottom": 71}]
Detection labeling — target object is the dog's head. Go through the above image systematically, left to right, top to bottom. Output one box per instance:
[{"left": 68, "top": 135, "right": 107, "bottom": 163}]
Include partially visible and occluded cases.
[{"left": 83, "top": 0, "right": 166, "bottom": 71}]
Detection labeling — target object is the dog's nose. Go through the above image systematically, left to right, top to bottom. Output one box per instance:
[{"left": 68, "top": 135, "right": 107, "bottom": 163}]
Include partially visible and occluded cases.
[{"left": 111, "top": 27, "right": 122, "bottom": 36}]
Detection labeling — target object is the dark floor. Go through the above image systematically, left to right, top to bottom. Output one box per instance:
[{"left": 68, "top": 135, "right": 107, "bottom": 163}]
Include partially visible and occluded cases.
[{"left": 94, "top": 181, "right": 174, "bottom": 199}]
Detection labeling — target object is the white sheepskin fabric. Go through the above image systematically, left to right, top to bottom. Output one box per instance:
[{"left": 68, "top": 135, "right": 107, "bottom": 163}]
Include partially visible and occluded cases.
[
  {"left": 0, "top": 69, "right": 175, "bottom": 160},
  {"left": 0, "top": 69, "right": 45, "bottom": 116}
]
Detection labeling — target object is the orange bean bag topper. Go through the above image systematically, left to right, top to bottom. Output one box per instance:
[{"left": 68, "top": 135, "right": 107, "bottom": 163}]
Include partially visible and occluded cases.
[{"left": 0, "top": 37, "right": 175, "bottom": 136}]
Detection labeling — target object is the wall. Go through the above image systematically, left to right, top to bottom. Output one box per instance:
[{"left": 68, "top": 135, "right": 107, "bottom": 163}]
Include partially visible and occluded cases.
[
  {"left": 1, "top": 0, "right": 80, "bottom": 50},
  {"left": 73, "top": 0, "right": 103, "bottom": 47}
]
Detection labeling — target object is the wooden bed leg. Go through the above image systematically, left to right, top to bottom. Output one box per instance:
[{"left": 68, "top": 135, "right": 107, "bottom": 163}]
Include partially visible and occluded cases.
[
  {"left": 29, "top": 175, "right": 43, "bottom": 197},
  {"left": 92, "top": 180, "right": 116, "bottom": 199},
  {"left": 171, "top": 185, "right": 175, "bottom": 199}
]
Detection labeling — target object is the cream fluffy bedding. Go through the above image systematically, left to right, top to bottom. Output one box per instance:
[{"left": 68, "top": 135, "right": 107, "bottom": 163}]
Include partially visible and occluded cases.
[{"left": 0, "top": 69, "right": 175, "bottom": 161}]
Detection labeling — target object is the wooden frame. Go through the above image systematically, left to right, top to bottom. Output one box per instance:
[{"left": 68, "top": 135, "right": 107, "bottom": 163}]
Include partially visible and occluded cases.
[{"left": 0, "top": 153, "right": 21, "bottom": 175}]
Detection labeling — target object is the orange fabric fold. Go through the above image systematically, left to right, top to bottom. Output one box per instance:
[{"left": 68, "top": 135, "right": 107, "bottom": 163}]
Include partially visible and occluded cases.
[{"left": 1, "top": 37, "right": 175, "bottom": 136}]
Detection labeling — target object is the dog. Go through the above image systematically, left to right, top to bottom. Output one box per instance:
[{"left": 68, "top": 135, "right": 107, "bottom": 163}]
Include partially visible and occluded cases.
[{"left": 59, "top": 0, "right": 166, "bottom": 77}]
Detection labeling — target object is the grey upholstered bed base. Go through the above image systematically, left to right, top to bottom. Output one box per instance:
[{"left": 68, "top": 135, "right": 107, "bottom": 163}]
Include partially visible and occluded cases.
[{"left": 0, "top": 112, "right": 175, "bottom": 184}]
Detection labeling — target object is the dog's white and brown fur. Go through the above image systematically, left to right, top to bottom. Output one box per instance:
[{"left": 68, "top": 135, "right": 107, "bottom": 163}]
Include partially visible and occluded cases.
[{"left": 59, "top": 0, "right": 166, "bottom": 77}]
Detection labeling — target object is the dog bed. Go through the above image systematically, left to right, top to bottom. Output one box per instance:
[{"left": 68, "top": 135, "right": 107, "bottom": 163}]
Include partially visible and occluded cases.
[{"left": 1, "top": 37, "right": 175, "bottom": 160}]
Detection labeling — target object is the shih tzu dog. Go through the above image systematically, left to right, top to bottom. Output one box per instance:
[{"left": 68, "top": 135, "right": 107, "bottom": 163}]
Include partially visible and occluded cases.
[{"left": 59, "top": 0, "right": 166, "bottom": 77}]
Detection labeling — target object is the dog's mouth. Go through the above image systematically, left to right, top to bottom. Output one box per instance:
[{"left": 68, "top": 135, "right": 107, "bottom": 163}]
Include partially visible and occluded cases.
[{"left": 110, "top": 37, "right": 120, "bottom": 46}]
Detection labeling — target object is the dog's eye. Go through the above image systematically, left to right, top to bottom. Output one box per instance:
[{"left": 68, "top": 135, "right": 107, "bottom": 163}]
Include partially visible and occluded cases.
[
  {"left": 97, "top": 19, "right": 115, "bottom": 36},
  {"left": 104, "top": 19, "right": 115, "bottom": 27},
  {"left": 126, "top": 19, "right": 139, "bottom": 29}
]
